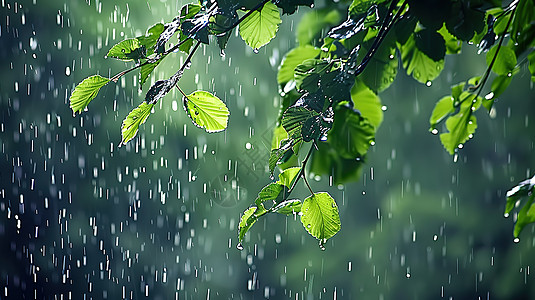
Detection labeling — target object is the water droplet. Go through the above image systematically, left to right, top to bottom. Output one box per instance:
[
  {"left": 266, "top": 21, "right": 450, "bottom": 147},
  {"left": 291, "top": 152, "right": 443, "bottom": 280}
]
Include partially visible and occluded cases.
[
  {"left": 253, "top": 48, "right": 259, "bottom": 54},
  {"left": 426, "top": 81, "right": 432, "bottom": 87},
  {"left": 431, "top": 128, "right": 439, "bottom": 135},
  {"left": 504, "top": 213, "right": 510, "bottom": 218},
  {"left": 236, "top": 242, "right": 244, "bottom": 250}
]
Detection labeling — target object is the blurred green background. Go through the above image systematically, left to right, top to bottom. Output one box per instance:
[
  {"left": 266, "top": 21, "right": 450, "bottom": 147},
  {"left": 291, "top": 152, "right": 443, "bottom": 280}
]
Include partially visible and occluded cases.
[{"left": 1, "top": 0, "right": 534, "bottom": 299}]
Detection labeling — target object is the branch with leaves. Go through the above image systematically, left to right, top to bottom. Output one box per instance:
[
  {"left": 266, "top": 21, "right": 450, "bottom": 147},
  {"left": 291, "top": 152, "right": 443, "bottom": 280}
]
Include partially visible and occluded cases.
[{"left": 68, "top": 0, "right": 535, "bottom": 250}]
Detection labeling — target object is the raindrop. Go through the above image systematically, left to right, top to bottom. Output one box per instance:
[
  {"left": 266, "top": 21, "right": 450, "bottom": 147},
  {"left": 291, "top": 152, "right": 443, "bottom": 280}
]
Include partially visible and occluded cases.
[
  {"left": 253, "top": 48, "right": 259, "bottom": 54},
  {"left": 426, "top": 81, "right": 432, "bottom": 87},
  {"left": 431, "top": 128, "right": 438, "bottom": 135},
  {"left": 504, "top": 213, "right": 510, "bottom": 218},
  {"left": 513, "top": 238, "right": 520, "bottom": 243},
  {"left": 236, "top": 243, "right": 244, "bottom": 250}
]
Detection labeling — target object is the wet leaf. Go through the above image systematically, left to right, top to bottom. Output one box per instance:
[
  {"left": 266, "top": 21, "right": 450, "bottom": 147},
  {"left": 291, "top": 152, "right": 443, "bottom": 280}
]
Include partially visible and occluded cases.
[
  {"left": 239, "top": 1, "right": 281, "bottom": 50},
  {"left": 296, "top": 8, "right": 341, "bottom": 45},
  {"left": 137, "top": 23, "right": 165, "bottom": 56},
  {"left": 400, "top": 33, "right": 444, "bottom": 84},
  {"left": 107, "top": 38, "right": 146, "bottom": 61},
  {"left": 486, "top": 45, "right": 517, "bottom": 76},
  {"left": 277, "top": 46, "right": 320, "bottom": 84},
  {"left": 529, "top": 51, "right": 535, "bottom": 82},
  {"left": 139, "top": 58, "right": 163, "bottom": 88},
  {"left": 69, "top": 75, "right": 110, "bottom": 114},
  {"left": 351, "top": 80, "right": 383, "bottom": 128},
  {"left": 183, "top": 91, "right": 230, "bottom": 132},
  {"left": 439, "top": 92, "right": 480, "bottom": 154},
  {"left": 429, "top": 96, "right": 455, "bottom": 129},
  {"left": 121, "top": 102, "right": 154, "bottom": 145},
  {"left": 328, "top": 105, "right": 375, "bottom": 159},
  {"left": 282, "top": 106, "right": 319, "bottom": 139},
  {"left": 277, "top": 167, "right": 301, "bottom": 188},
  {"left": 505, "top": 175, "right": 535, "bottom": 238},
  {"left": 255, "top": 183, "right": 287, "bottom": 207},
  {"left": 300, "top": 192, "right": 341, "bottom": 244},
  {"left": 274, "top": 199, "right": 302, "bottom": 214},
  {"left": 238, "top": 206, "right": 258, "bottom": 243}
]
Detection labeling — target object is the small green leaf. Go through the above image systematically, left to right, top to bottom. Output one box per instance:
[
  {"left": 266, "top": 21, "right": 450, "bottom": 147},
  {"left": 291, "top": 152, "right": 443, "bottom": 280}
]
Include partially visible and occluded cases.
[
  {"left": 239, "top": 1, "right": 282, "bottom": 50},
  {"left": 137, "top": 23, "right": 165, "bottom": 56},
  {"left": 438, "top": 25, "right": 462, "bottom": 55},
  {"left": 400, "top": 34, "right": 444, "bottom": 84},
  {"left": 107, "top": 39, "right": 146, "bottom": 61},
  {"left": 486, "top": 45, "right": 517, "bottom": 76},
  {"left": 277, "top": 46, "right": 320, "bottom": 84},
  {"left": 140, "top": 58, "right": 163, "bottom": 88},
  {"left": 294, "top": 59, "right": 330, "bottom": 92},
  {"left": 69, "top": 75, "right": 110, "bottom": 114},
  {"left": 183, "top": 91, "right": 230, "bottom": 133},
  {"left": 439, "top": 93, "right": 479, "bottom": 154},
  {"left": 429, "top": 96, "right": 454, "bottom": 129},
  {"left": 121, "top": 102, "right": 154, "bottom": 145},
  {"left": 281, "top": 106, "right": 319, "bottom": 139},
  {"left": 269, "top": 139, "right": 295, "bottom": 175},
  {"left": 277, "top": 167, "right": 301, "bottom": 188},
  {"left": 505, "top": 175, "right": 535, "bottom": 239},
  {"left": 255, "top": 183, "right": 287, "bottom": 207},
  {"left": 300, "top": 192, "right": 341, "bottom": 244},
  {"left": 274, "top": 199, "right": 302, "bottom": 214},
  {"left": 238, "top": 206, "right": 258, "bottom": 243}
]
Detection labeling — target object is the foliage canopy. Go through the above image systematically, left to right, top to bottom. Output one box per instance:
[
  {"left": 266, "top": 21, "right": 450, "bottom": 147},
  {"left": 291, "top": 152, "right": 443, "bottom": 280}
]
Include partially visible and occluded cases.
[{"left": 69, "top": 0, "right": 535, "bottom": 249}]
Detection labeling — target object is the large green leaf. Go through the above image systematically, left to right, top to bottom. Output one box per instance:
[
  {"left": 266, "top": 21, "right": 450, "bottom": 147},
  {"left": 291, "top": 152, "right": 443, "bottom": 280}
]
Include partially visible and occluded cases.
[
  {"left": 239, "top": 1, "right": 282, "bottom": 50},
  {"left": 400, "top": 34, "right": 444, "bottom": 84},
  {"left": 107, "top": 38, "right": 146, "bottom": 61},
  {"left": 358, "top": 42, "right": 398, "bottom": 93},
  {"left": 277, "top": 46, "right": 320, "bottom": 84},
  {"left": 69, "top": 75, "right": 110, "bottom": 114},
  {"left": 183, "top": 91, "right": 230, "bottom": 133},
  {"left": 121, "top": 102, "right": 154, "bottom": 145},
  {"left": 300, "top": 192, "right": 341, "bottom": 247}
]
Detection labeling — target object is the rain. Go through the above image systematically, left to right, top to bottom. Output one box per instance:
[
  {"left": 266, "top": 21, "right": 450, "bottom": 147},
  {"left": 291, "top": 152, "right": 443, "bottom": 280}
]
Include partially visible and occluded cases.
[{"left": 1, "top": 1, "right": 535, "bottom": 299}]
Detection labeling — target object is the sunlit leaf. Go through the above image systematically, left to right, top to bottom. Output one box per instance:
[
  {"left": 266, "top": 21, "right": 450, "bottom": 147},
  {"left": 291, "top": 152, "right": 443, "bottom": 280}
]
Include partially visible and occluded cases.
[
  {"left": 239, "top": 1, "right": 281, "bottom": 50},
  {"left": 438, "top": 25, "right": 462, "bottom": 54},
  {"left": 400, "top": 34, "right": 444, "bottom": 84},
  {"left": 107, "top": 38, "right": 146, "bottom": 61},
  {"left": 277, "top": 46, "right": 320, "bottom": 84},
  {"left": 69, "top": 75, "right": 110, "bottom": 114},
  {"left": 351, "top": 80, "right": 383, "bottom": 128},
  {"left": 183, "top": 91, "right": 230, "bottom": 133},
  {"left": 439, "top": 92, "right": 480, "bottom": 154},
  {"left": 429, "top": 96, "right": 454, "bottom": 129},
  {"left": 121, "top": 102, "right": 154, "bottom": 145},
  {"left": 277, "top": 167, "right": 301, "bottom": 188},
  {"left": 255, "top": 183, "right": 287, "bottom": 207},
  {"left": 300, "top": 192, "right": 341, "bottom": 246},
  {"left": 238, "top": 206, "right": 258, "bottom": 243}
]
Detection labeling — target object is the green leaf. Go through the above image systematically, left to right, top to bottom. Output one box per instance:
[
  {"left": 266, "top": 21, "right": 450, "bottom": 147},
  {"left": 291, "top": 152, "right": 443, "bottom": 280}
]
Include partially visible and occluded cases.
[
  {"left": 273, "top": 0, "right": 313, "bottom": 15},
  {"left": 407, "top": 0, "right": 451, "bottom": 31},
  {"left": 511, "top": 0, "right": 535, "bottom": 44},
  {"left": 239, "top": 1, "right": 282, "bottom": 50},
  {"left": 445, "top": 1, "right": 485, "bottom": 41},
  {"left": 296, "top": 8, "right": 341, "bottom": 45},
  {"left": 137, "top": 23, "right": 165, "bottom": 56},
  {"left": 438, "top": 25, "right": 462, "bottom": 55},
  {"left": 414, "top": 29, "right": 446, "bottom": 62},
  {"left": 400, "top": 34, "right": 444, "bottom": 84},
  {"left": 107, "top": 38, "right": 146, "bottom": 61},
  {"left": 358, "top": 43, "right": 398, "bottom": 93},
  {"left": 486, "top": 45, "right": 517, "bottom": 76},
  {"left": 278, "top": 46, "right": 321, "bottom": 84},
  {"left": 529, "top": 51, "right": 535, "bottom": 82},
  {"left": 140, "top": 58, "right": 163, "bottom": 88},
  {"left": 293, "top": 59, "right": 330, "bottom": 93},
  {"left": 485, "top": 74, "right": 512, "bottom": 110},
  {"left": 69, "top": 75, "right": 110, "bottom": 114},
  {"left": 351, "top": 80, "right": 383, "bottom": 128},
  {"left": 183, "top": 91, "right": 230, "bottom": 133},
  {"left": 439, "top": 92, "right": 480, "bottom": 154},
  {"left": 429, "top": 96, "right": 455, "bottom": 129},
  {"left": 121, "top": 102, "right": 154, "bottom": 145},
  {"left": 328, "top": 105, "right": 375, "bottom": 159},
  {"left": 281, "top": 106, "right": 319, "bottom": 139},
  {"left": 269, "top": 139, "right": 296, "bottom": 175},
  {"left": 309, "top": 142, "right": 364, "bottom": 184},
  {"left": 277, "top": 167, "right": 301, "bottom": 188},
  {"left": 505, "top": 175, "right": 535, "bottom": 239},
  {"left": 255, "top": 183, "right": 288, "bottom": 207},
  {"left": 300, "top": 192, "right": 341, "bottom": 246},
  {"left": 274, "top": 199, "right": 302, "bottom": 214},
  {"left": 238, "top": 206, "right": 258, "bottom": 243}
]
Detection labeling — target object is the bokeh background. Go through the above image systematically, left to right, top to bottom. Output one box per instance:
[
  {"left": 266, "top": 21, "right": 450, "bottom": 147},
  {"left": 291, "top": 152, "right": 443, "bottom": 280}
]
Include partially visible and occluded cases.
[{"left": 1, "top": 0, "right": 534, "bottom": 299}]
